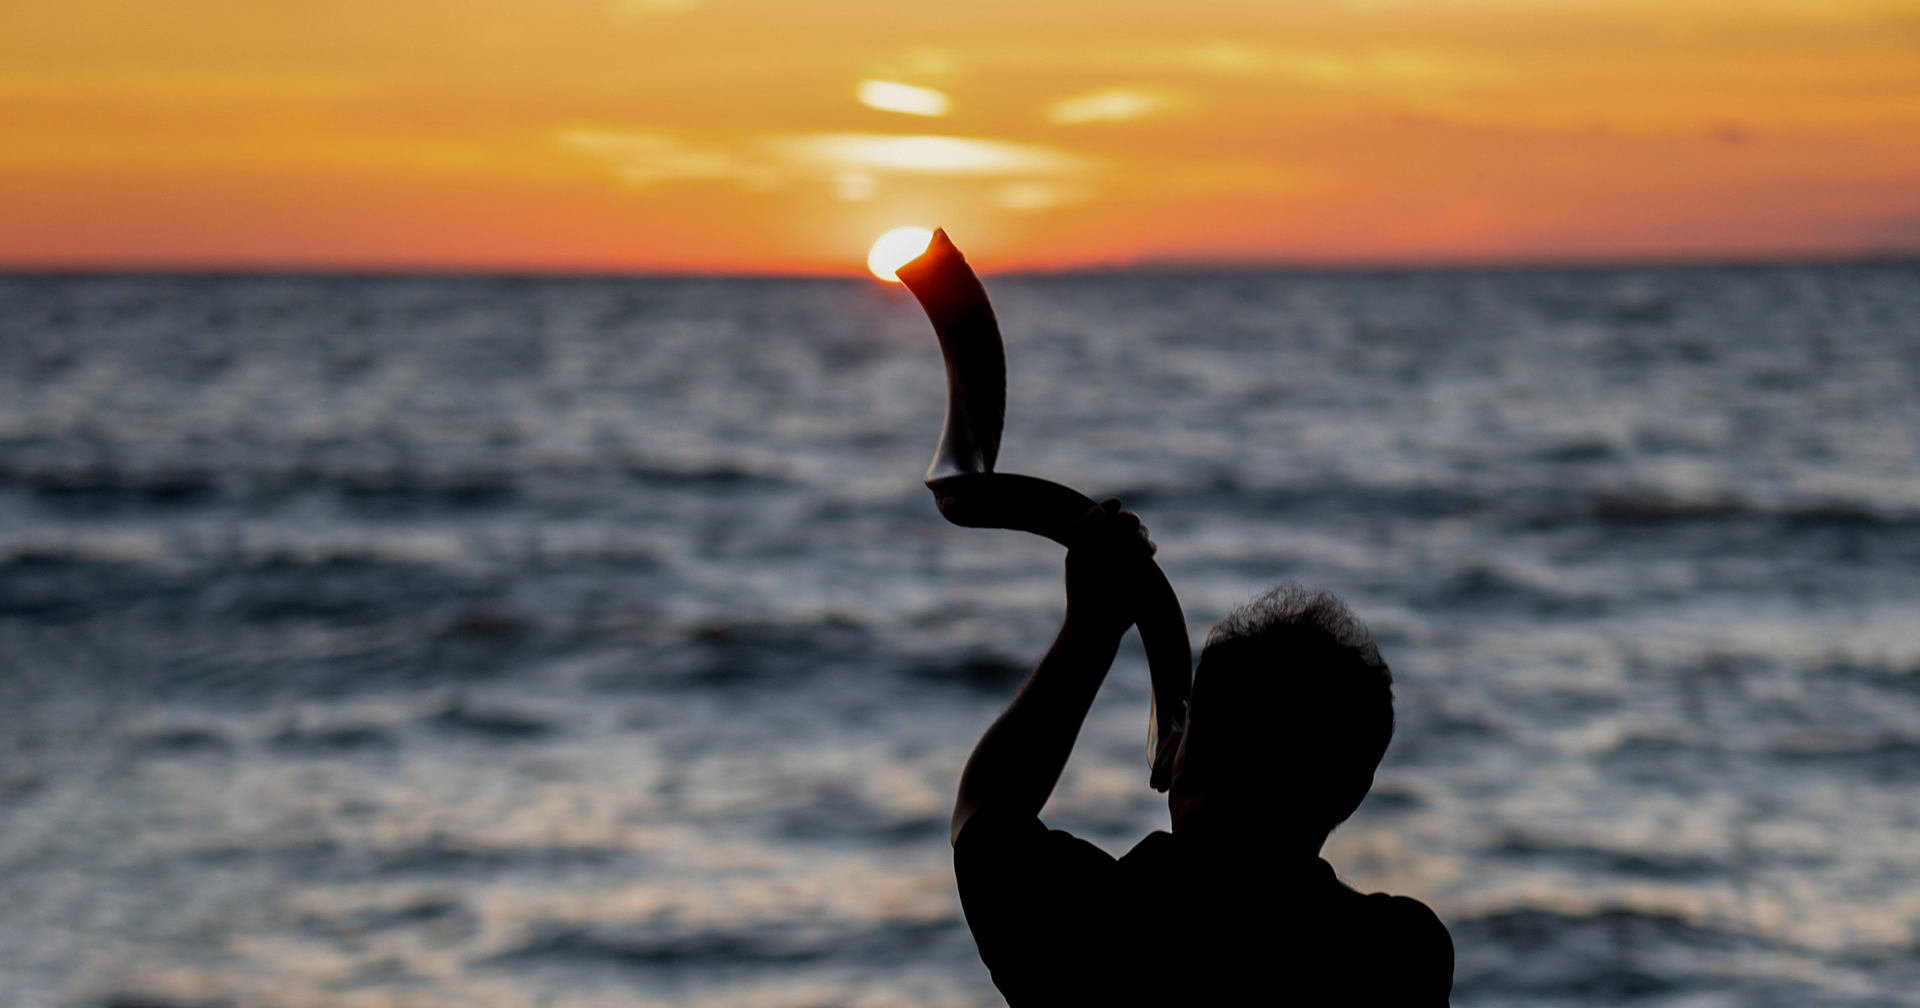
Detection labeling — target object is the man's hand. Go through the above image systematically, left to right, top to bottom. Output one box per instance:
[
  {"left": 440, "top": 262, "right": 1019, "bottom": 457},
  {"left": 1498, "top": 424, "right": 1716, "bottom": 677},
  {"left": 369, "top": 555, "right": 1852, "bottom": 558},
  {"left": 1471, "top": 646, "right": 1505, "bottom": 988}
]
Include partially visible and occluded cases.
[
  {"left": 950, "top": 497, "right": 1157, "bottom": 843},
  {"left": 1064, "top": 498, "right": 1158, "bottom": 634}
]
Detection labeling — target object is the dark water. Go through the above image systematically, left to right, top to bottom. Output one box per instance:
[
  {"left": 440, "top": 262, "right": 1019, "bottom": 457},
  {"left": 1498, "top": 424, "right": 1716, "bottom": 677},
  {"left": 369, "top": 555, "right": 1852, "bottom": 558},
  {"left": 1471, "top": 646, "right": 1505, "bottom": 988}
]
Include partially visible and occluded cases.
[{"left": 2, "top": 264, "right": 1919, "bottom": 1008}]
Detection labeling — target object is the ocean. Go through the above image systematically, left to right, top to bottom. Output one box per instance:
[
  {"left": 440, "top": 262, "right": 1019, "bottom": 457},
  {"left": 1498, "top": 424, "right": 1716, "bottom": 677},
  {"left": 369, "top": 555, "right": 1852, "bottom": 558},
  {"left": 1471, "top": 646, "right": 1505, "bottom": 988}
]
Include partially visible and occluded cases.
[{"left": 2, "top": 264, "right": 1919, "bottom": 1007}]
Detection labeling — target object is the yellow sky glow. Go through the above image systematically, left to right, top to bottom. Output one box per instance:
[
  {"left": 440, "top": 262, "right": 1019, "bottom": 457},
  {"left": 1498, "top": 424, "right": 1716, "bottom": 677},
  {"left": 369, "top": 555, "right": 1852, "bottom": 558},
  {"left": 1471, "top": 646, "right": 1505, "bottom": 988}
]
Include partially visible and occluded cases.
[{"left": 2, "top": 0, "right": 1917, "bottom": 273}]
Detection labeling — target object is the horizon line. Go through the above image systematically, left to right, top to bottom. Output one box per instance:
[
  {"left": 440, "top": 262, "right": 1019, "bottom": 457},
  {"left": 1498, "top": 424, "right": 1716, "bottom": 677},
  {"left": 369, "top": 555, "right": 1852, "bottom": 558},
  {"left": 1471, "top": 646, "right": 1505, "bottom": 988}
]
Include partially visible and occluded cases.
[{"left": 3, "top": 248, "right": 1916, "bottom": 281}]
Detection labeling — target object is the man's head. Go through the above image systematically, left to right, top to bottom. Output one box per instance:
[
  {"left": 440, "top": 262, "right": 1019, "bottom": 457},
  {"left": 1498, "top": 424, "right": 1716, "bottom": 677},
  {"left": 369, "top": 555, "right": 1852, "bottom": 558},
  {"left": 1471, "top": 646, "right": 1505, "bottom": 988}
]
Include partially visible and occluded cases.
[{"left": 1168, "top": 584, "right": 1394, "bottom": 847}]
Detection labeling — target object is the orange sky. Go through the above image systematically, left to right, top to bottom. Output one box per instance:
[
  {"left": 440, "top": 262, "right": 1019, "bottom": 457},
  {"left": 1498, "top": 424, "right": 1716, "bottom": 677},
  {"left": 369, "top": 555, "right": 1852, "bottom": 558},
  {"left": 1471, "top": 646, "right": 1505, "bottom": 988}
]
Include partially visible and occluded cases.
[{"left": 3, "top": 0, "right": 1917, "bottom": 273}]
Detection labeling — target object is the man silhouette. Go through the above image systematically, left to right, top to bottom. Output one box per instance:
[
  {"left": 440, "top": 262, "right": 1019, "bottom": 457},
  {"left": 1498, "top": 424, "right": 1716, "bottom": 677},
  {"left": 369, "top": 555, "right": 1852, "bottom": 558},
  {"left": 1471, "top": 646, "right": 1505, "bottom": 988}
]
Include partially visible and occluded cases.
[{"left": 951, "top": 499, "right": 1453, "bottom": 1005}]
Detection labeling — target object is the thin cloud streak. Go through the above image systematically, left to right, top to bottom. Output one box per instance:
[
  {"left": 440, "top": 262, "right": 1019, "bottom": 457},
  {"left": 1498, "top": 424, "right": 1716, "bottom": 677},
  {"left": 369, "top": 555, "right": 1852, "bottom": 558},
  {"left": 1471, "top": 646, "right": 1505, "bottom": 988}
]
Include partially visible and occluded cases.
[
  {"left": 856, "top": 80, "right": 952, "bottom": 117},
  {"left": 1047, "top": 87, "right": 1183, "bottom": 124},
  {"left": 562, "top": 129, "right": 1093, "bottom": 192}
]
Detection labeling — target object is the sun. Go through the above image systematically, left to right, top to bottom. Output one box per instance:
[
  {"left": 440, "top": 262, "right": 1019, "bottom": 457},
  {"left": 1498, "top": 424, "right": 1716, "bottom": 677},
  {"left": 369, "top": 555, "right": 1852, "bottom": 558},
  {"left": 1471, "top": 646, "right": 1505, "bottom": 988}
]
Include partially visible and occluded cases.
[{"left": 867, "top": 226, "right": 935, "bottom": 282}]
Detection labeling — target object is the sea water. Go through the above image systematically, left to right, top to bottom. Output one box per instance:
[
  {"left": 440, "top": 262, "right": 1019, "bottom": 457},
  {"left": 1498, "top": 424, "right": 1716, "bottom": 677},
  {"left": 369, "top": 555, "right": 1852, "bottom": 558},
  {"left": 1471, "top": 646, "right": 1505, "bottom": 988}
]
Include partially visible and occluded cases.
[{"left": 2, "top": 265, "right": 1918, "bottom": 1007}]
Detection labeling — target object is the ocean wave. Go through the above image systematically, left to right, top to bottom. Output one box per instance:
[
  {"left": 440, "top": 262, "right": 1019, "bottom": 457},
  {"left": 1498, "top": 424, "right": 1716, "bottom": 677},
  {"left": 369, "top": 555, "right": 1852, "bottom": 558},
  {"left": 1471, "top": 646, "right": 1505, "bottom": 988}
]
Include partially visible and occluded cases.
[
  {"left": 590, "top": 618, "right": 876, "bottom": 689},
  {"left": 1487, "top": 834, "right": 1735, "bottom": 881},
  {"left": 1451, "top": 907, "right": 1748, "bottom": 1000},
  {"left": 493, "top": 915, "right": 967, "bottom": 969}
]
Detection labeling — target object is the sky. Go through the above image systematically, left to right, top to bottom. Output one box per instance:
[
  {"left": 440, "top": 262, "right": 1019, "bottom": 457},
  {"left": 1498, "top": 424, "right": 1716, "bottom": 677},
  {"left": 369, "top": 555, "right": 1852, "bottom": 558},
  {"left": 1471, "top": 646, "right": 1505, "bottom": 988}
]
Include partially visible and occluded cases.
[{"left": 2, "top": 0, "right": 1917, "bottom": 274}]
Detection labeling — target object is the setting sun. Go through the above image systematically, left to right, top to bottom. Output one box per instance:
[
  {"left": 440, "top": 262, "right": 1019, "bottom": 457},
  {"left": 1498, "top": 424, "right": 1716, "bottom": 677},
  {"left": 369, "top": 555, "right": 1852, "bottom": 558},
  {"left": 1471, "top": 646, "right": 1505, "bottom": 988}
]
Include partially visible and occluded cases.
[{"left": 867, "top": 226, "right": 935, "bottom": 282}]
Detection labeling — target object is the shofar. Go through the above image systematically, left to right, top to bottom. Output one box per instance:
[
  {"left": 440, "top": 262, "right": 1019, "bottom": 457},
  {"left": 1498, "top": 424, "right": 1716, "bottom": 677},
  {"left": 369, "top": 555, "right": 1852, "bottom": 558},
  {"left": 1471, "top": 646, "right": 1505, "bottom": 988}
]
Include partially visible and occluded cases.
[{"left": 897, "top": 229, "right": 1192, "bottom": 791}]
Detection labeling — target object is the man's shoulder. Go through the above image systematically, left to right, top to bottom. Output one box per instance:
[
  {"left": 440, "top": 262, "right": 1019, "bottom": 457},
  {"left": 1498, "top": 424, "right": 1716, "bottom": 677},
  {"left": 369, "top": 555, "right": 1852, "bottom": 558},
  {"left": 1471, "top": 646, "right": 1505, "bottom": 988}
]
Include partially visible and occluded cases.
[
  {"left": 953, "top": 806, "right": 1121, "bottom": 877},
  {"left": 1119, "top": 828, "right": 1176, "bottom": 864},
  {"left": 1346, "top": 888, "right": 1455, "bottom": 992},
  {"left": 1355, "top": 890, "right": 1449, "bottom": 933},
  {"left": 1354, "top": 891, "right": 1455, "bottom": 1000}
]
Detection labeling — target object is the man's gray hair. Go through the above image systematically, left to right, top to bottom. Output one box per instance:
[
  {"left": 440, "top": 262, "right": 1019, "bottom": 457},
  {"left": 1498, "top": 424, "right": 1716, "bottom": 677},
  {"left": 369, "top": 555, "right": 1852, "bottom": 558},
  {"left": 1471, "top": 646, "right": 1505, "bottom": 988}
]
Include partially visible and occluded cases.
[{"left": 1205, "top": 582, "right": 1389, "bottom": 679}]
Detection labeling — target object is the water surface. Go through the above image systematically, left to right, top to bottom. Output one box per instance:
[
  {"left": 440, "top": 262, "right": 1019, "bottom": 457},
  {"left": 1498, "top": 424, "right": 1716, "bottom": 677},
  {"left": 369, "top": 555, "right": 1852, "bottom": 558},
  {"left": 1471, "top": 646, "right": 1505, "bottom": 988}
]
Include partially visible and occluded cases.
[{"left": 3, "top": 265, "right": 1919, "bottom": 1007}]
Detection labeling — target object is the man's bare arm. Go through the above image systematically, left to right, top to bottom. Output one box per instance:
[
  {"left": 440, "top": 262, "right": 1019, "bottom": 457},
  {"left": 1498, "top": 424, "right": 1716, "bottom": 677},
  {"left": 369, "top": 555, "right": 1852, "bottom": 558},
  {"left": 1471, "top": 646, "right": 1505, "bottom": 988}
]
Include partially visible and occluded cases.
[{"left": 950, "top": 501, "right": 1154, "bottom": 844}]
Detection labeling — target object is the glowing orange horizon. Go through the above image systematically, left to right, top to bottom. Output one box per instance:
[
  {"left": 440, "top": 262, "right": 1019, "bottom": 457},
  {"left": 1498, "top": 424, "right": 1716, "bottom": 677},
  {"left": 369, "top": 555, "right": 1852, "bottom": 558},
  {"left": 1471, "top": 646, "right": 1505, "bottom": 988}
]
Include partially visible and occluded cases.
[{"left": 2, "top": 0, "right": 1917, "bottom": 275}]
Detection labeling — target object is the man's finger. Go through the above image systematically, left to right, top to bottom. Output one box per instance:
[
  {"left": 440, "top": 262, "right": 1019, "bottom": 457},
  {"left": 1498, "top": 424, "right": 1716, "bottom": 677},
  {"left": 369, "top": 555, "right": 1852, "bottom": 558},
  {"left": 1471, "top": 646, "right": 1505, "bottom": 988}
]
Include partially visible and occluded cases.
[{"left": 1075, "top": 499, "right": 1157, "bottom": 557}]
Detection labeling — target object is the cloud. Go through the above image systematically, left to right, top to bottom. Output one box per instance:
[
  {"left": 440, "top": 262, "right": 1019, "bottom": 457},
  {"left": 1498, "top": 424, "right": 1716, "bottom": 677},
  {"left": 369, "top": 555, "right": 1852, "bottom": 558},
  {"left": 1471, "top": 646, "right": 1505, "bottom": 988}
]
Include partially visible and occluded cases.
[
  {"left": 609, "top": 0, "right": 700, "bottom": 15},
  {"left": 956, "top": 42, "right": 1501, "bottom": 89},
  {"left": 0, "top": 70, "right": 375, "bottom": 104},
  {"left": 856, "top": 80, "right": 951, "bottom": 117},
  {"left": 1047, "top": 88, "right": 1182, "bottom": 125},
  {"left": 560, "top": 126, "right": 1315, "bottom": 212},
  {"left": 562, "top": 129, "right": 1095, "bottom": 203},
  {"left": 561, "top": 130, "right": 780, "bottom": 189},
  {"left": 772, "top": 133, "right": 1087, "bottom": 175},
  {"left": 835, "top": 172, "right": 878, "bottom": 201},
  {"left": 994, "top": 181, "right": 1090, "bottom": 212},
  {"left": 1864, "top": 212, "right": 1920, "bottom": 244}
]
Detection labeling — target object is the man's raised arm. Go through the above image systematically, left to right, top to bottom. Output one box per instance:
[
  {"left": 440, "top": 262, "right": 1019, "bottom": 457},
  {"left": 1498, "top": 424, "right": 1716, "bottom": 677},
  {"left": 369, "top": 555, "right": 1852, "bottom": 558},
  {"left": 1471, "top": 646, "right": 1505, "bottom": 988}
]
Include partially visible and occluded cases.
[{"left": 950, "top": 500, "right": 1157, "bottom": 843}]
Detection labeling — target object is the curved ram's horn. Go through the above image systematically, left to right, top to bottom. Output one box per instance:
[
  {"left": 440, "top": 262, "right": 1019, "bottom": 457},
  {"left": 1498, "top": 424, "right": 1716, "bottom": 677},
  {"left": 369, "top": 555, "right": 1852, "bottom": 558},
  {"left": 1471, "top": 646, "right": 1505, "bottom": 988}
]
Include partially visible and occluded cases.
[
  {"left": 897, "top": 229, "right": 1193, "bottom": 791},
  {"left": 899, "top": 229, "right": 1005, "bottom": 482}
]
